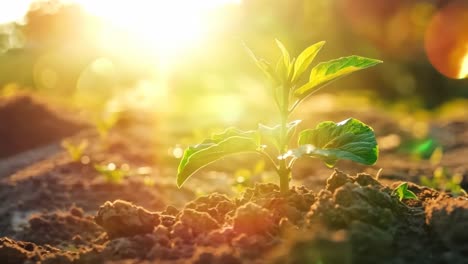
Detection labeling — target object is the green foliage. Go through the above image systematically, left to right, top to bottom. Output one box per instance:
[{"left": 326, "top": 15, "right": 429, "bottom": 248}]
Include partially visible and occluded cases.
[
  {"left": 177, "top": 40, "right": 381, "bottom": 193},
  {"left": 295, "top": 56, "right": 382, "bottom": 100},
  {"left": 94, "top": 112, "right": 119, "bottom": 139},
  {"left": 294, "top": 118, "right": 378, "bottom": 167},
  {"left": 258, "top": 120, "right": 301, "bottom": 151},
  {"left": 177, "top": 128, "right": 260, "bottom": 187},
  {"left": 399, "top": 138, "right": 440, "bottom": 160},
  {"left": 61, "top": 139, "right": 88, "bottom": 162},
  {"left": 94, "top": 163, "right": 127, "bottom": 184},
  {"left": 421, "top": 166, "right": 467, "bottom": 196},
  {"left": 392, "top": 182, "right": 418, "bottom": 201}
]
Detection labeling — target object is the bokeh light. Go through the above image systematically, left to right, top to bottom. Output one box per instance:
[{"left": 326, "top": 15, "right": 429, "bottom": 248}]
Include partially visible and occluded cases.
[{"left": 424, "top": 0, "right": 468, "bottom": 79}]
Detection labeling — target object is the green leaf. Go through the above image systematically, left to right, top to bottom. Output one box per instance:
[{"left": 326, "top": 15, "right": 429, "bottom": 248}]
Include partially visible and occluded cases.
[
  {"left": 275, "top": 39, "right": 290, "bottom": 69},
  {"left": 275, "top": 39, "right": 295, "bottom": 83},
  {"left": 292, "top": 41, "right": 325, "bottom": 83},
  {"left": 243, "top": 43, "right": 278, "bottom": 83},
  {"left": 294, "top": 55, "right": 382, "bottom": 99},
  {"left": 276, "top": 56, "right": 288, "bottom": 83},
  {"left": 293, "top": 118, "right": 378, "bottom": 167},
  {"left": 258, "top": 120, "right": 301, "bottom": 151},
  {"left": 211, "top": 127, "right": 259, "bottom": 143},
  {"left": 177, "top": 128, "right": 260, "bottom": 187},
  {"left": 62, "top": 139, "right": 88, "bottom": 162},
  {"left": 392, "top": 182, "right": 418, "bottom": 201}
]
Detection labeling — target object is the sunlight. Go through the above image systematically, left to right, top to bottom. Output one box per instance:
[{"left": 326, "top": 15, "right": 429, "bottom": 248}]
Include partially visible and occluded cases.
[
  {"left": 0, "top": 0, "right": 241, "bottom": 61},
  {"left": 76, "top": 0, "right": 241, "bottom": 60},
  {"left": 0, "top": 1, "right": 31, "bottom": 24},
  {"left": 459, "top": 51, "right": 468, "bottom": 79}
]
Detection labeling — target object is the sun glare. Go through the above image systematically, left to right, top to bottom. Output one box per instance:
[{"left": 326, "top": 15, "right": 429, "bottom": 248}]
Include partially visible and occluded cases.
[
  {"left": 1, "top": 0, "right": 241, "bottom": 60},
  {"left": 76, "top": 0, "right": 241, "bottom": 60},
  {"left": 0, "top": 2, "right": 31, "bottom": 24},
  {"left": 459, "top": 51, "right": 468, "bottom": 79}
]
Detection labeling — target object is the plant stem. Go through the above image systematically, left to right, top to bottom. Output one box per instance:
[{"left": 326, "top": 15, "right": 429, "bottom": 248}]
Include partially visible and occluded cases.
[
  {"left": 278, "top": 84, "right": 290, "bottom": 194},
  {"left": 279, "top": 162, "right": 290, "bottom": 194}
]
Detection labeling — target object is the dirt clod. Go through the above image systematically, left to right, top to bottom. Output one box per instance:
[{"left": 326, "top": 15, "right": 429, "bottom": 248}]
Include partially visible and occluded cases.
[
  {"left": 0, "top": 94, "right": 88, "bottom": 158},
  {"left": 426, "top": 197, "right": 468, "bottom": 256},
  {"left": 95, "top": 200, "right": 160, "bottom": 238},
  {"left": 232, "top": 202, "right": 274, "bottom": 236},
  {"left": 179, "top": 208, "right": 220, "bottom": 236}
]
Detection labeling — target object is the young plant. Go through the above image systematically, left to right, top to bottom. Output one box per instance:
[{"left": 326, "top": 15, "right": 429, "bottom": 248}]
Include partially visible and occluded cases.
[
  {"left": 177, "top": 40, "right": 382, "bottom": 194},
  {"left": 95, "top": 112, "right": 119, "bottom": 139},
  {"left": 62, "top": 139, "right": 88, "bottom": 162},
  {"left": 94, "top": 163, "right": 127, "bottom": 183},
  {"left": 421, "top": 166, "right": 467, "bottom": 196},
  {"left": 392, "top": 182, "right": 418, "bottom": 201}
]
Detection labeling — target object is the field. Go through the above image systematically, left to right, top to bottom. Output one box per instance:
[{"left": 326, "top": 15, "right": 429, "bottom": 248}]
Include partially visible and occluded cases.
[
  {"left": 0, "top": 1, "right": 467, "bottom": 264},
  {"left": 0, "top": 92, "right": 467, "bottom": 264}
]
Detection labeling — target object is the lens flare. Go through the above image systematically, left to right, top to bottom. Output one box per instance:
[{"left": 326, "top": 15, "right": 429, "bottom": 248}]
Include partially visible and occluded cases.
[
  {"left": 0, "top": 0, "right": 241, "bottom": 60},
  {"left": 76, "top": 0, "right": 241, "bottom": 60},
  {"left": 424, "top": 0, "right": 468, "bottom": 79},
  {"left": 459, "top": 53, "right": 468, "bottom": 79}
]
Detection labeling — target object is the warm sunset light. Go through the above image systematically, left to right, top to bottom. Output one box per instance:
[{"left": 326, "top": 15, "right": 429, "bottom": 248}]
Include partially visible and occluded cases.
[
  {"left": 1, "top": 0, "right": 241, "bottom": 59},
  {"left": 78, "top": 0, "right": 241, "bottom": 58},
  {"left": 424, "top": 0, "right": 468, "bottom": 79},
  {"left": 0, "top": 1, "right": 31, "bottom": 24},
  {"left": 1, "top": 2, "right": 468, "bottom": 263},
  {"left": 460, "top": 52, "right": 468, "bottom": 79}
]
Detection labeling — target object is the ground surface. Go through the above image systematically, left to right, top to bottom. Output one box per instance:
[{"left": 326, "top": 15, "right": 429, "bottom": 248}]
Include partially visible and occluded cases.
[{"left": 0, "top": 94, "right": 467, "bottom": 264}]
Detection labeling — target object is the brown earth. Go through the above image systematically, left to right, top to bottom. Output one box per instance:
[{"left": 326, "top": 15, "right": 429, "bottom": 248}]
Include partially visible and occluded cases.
[
  {"left": 0, "top": 94, "right": 467, "bottom": 263},
  {"left": 0, "top": 94, "right": 89, "bottom": 158}
]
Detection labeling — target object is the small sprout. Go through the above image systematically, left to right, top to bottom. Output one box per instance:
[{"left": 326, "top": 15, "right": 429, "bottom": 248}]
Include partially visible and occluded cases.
[
  {"left": 176, "top": 40, "right": 381, "bottom": 194},
  {"left": 95, "top": 112, "right": 119, "bottom": 139},
  {"left": 401, "top": 137, "right": 440, "bottom": 160},
  {"left": 62, "top": 139, "right": 88, "bottom": 162},
  {"left": 429, "top": 146, "right": 443, "bottom": 166},
  {"left": 94, "top": 163, "right": 127, "bottom": 183},
  {"left": 421, "top": 166, "right": 467, "bottom": 196},
  {"left": 392, "top": 182, "right": 418, "bottom": 201}
]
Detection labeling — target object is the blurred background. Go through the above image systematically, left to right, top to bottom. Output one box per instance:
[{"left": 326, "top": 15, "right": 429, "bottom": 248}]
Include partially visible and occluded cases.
[{"left": 0, "top": 0, "right": 467, "bottom": 132}]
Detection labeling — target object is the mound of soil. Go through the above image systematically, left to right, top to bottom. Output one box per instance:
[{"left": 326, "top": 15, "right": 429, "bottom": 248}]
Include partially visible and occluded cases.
[
  {"left": 0, "top": 94, "right": 89, "bottom": 158},
  {"left": 1, "top": 95, "right": 467, "bottom": 263},
  {"left": 3, "top": 170, "right": 466, "bottom": 264}
]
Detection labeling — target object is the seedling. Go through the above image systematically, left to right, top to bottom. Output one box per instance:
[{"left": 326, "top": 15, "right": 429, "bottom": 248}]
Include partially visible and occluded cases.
[
  {"left": 177, "top": 40, "right": 381, "bottom": 194},
  {"left": 95, "top": 112, "right": 119, "bottom": 139},
  {"left": 61, "top": 139, "right": 88, "bottom": 162},
  {"left": 421, "top": 146, "right": 466, "bottom": 196},
  {"left": 94, "top": 163, "right": 127, "bottom": 183},
  {"left": 421, "top": 166, "right": 467, "bottom": 196},
  {"left": 392, "top": 182, "right": 418, "bottom": 201}
]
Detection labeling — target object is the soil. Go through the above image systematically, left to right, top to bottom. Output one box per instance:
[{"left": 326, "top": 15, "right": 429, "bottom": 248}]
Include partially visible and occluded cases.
[
  {"left": 0, "top": 93, "right": 467, "bottom": 264},
  {"left": 0, "top": 94, "right": 89, "bottom": 158}
]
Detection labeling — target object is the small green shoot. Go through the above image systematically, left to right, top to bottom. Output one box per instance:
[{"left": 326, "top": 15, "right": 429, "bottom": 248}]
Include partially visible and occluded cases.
[
  {"left": 177, "top": 40, "right": 382, "bottom": 194},
  {"left": 94, "top": 112, "right": 119, "bottom": 139},
  {"left": 61, "top": 139, "right": 88, "bottom": 162},
  {"left": 421, "top": 146, "right": 466, "bottom": 196},
  {"left": 94, "top": 163, "right": 127, "bottom": 183},
  {"left": 421, "top": 166, "right": 467, "bottom": 196},
  {"left": 392, "top": 182, "right": 418, "bottom": 201}
]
